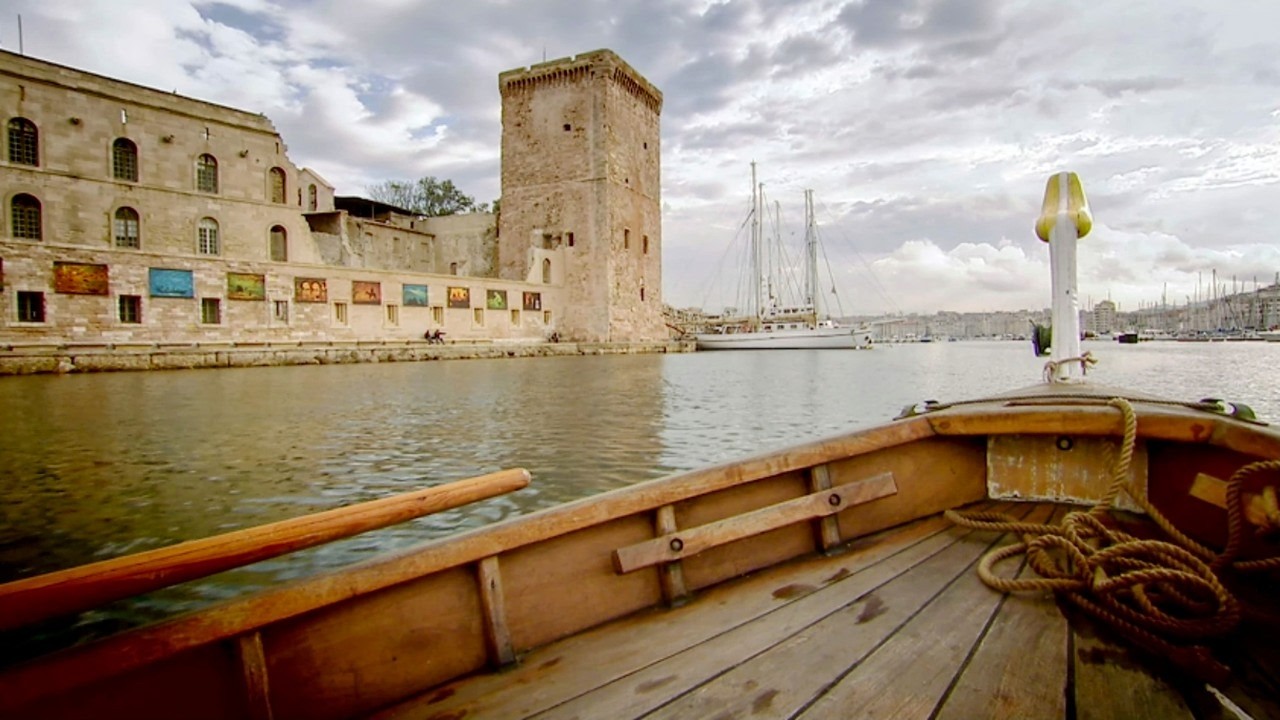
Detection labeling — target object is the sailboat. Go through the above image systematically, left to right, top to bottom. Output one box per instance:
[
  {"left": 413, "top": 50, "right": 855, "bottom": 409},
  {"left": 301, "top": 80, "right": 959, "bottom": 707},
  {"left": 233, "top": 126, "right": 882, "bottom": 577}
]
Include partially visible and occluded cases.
[{"left": 695, "top": 164, "right": 873, "bottom": 350}]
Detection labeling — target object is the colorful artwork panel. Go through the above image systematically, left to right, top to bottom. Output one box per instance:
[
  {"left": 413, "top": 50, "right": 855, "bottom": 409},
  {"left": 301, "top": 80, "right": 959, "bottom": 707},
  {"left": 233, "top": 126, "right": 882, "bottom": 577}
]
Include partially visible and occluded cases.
[
  {"left": 54, "top": 262, "right": 109, "bottom": 295},
  {"left": 149, "top": 268, "right": 194, "bottom": 298},
  {"left": 227, "top": 272, "right": 266, "bottom": 301},
  {"left": 295, "top": 277, "right": 328, "bottom": 303},
  {"left": 352, "top": 280, "right": 382, "bottom": 305},
  {"left": 403, "top": 284, "right": 429, "bottom": 306},
  {"left": 447, "top": 286, "right": 471, "bottom": 309},
  {"left": 486, "top": 289, "right": 508, "bottom": 310},
  {"left": 522, "top": 292, "right": 542, "bottom": 311}
]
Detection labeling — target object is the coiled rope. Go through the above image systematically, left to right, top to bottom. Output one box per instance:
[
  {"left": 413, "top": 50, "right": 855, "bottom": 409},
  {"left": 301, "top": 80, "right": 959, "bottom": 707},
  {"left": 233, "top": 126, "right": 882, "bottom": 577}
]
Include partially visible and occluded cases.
[{"left": 945, "top": 397, "right": 1280, "bottom": 682}]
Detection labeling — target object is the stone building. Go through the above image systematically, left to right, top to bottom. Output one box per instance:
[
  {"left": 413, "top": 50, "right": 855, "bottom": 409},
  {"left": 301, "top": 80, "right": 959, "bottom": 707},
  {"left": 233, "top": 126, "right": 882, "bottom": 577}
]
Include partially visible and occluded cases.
[
  {"left": 0, "top": 48, "right": 665, "bottom": 350},
  {"left": 498, "top": 50, "right": 665, "bottom": 342}
]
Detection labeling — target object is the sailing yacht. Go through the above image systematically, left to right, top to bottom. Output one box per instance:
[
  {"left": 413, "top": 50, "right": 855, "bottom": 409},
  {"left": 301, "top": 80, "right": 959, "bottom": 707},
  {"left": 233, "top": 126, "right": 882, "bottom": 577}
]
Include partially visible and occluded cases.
[{"left": 695, "top": 164, "right": 873, "bottom": 350}]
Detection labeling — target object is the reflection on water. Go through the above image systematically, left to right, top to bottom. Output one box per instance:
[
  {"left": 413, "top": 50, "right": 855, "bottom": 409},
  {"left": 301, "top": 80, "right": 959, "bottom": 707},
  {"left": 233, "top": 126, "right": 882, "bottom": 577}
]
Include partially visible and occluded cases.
[{"left": 0, "top": 340, "right": 1276, "bottom": 657}]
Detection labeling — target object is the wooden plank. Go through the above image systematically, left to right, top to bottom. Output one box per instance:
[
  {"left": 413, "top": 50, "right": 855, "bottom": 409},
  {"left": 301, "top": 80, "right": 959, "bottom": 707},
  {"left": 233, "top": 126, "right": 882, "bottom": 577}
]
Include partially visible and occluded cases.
[
  {"left": 928, "top": 404, "right": 1223, "bottom": 446},
  {"left": 988, "top": 435, "right": 1148, "bottom": 511},
  {"left": 808, "top": 464, "right": 842, "bottom": 551},
  {"left": 0, "top": 468, "right": 531, "bottom": 631},
  {"left": 1188, "top": 472, "right": 1270, "bottom": 528},
  {"left": 613, "top": 473, "right": 898, "bottom": 574},
  {"left": 639, "top": 503, "right": 1054, "bottom": 720},
  {"left": 371, "top": 504, "right": 1006, "bottom": 720},
  {"left": 795, "top": 504, "right": 1059, "bottom": 720},
  {"left": 654, "top": 505, "right": 688, "bottom": 605},
  {"left": 932, "top": 507, "right": 1072, "bottom": 720},
  {"left": 477, "top": 556, "right": 515, "bottom": 667},
  {"left": 1071, "top": 622, "right": 1195, "bottom": 720},
  {"left": 234, "top": 632, "right": 274, "bottom": 720}
]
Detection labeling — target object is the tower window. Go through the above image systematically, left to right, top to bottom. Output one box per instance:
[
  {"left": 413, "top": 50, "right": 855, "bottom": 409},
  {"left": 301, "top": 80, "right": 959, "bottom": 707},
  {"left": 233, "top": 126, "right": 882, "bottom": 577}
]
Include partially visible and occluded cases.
[
  {"left": 7, "top": 117, "right": 38, "bottom": 166},
  {"left": 563, "top": 123, "right": 571, "bottom": 131},
  {"left": 112, "top": 138, "right": 138, "bottom": 181},
  {"left": 196, "top": 154, "right": 218, "bottom": 193},
  {"left": 269, "top": 167, "right": 287, "bottom": 203},
  {"left": 308, "top": 184, "right": 317, "bottom": 211},
  {"left": 11, "top": 193, "right": 41, "bottom": 240},
  {"left": 114, "top": 207, "right": 140, "bottom": 248},
  {"left": 198, "top": 217, "right": 220, "bottom": 255},
  {"left": 270, "top": 225, "right": 288, "bottom": 261},
  {"left": 624, "top": 228, "right": 630, "bottom": 250},
  {"left": 567, "top": 231, "right": 575, "bottom": 247},
  {"left": 643, "top": 234, "right": 649, "bottom": 254},
  {"left": 542, "top": 258, "right": 552, "bottom": 284},
  {"left": 17, "top": 291, "right": 44, "bottom": 322},
  {"left": 118, "top": 295, "right": 142, "bottom": 323},
  {"left": 201, "top": 298, "right": 221, "bottom": 324}
]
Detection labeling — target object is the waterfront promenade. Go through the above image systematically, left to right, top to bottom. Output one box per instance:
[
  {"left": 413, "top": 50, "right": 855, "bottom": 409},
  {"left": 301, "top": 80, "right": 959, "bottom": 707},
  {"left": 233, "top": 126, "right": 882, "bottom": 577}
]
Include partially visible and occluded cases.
[{"left": 0, "top": 338, "right": 695, "bottom": 375}]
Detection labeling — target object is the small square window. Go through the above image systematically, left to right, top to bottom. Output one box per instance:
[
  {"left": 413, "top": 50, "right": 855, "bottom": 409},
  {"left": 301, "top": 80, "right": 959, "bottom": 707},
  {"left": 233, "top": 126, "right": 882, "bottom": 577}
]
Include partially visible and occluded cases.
[
  {"left": 17, "top": 291, "right": 44, "bottom": 322},
  {"left": 119, "top": 295, "right": 142, "bottom": 323},
  {"left": 201, "top": 298, "right": 221, "bottom": 324},
  {"left": 273, "top": 300, "right": 289, "bottom": 322},
  {"left": 334, "top": 302, "right": 348, "bottom": 325},
  {"left": 386, "top": 304, "right": 399, "bottom": 326}
]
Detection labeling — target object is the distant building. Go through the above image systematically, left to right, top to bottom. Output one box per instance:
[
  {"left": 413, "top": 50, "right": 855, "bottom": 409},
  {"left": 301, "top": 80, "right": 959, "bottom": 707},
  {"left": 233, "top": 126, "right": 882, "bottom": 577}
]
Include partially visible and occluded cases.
[{"left": 0, "top": 48, "right": 663, "bottom": 347}]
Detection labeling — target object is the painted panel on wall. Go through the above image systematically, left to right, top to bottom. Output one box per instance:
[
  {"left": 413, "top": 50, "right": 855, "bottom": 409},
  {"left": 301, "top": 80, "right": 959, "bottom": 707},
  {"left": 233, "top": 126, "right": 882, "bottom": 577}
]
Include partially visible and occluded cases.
[
  {"left": 54, "top": 262, "right": 109, "bottom": 295},
  {"left": 149, "top": 268, "right": 194, "bottom": 298},
  {"left": 227, "top": 272, "right": 266, "bottom": 301},
  {"left": 295, "top": 277, "right": 328, "bottom": 303},
  {"left": 352, "top": 281, "right": 382, "bottom": 305},
  {"left": 403, "top": 284, "right": 428, "bottom": 306},
  {"left": 447, "top": 286, "right": 470, "bottom": 309},
  {"left": 486, "top": 289, "right": 508, "bottom": 310},
  {"left": 523, "top": 291, "right": 542, "bottom": 311}
]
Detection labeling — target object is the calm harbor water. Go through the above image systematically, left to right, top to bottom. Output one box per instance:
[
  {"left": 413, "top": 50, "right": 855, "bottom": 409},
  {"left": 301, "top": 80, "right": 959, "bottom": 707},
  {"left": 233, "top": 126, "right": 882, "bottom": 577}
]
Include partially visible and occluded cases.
[{"left": 1, "top": 339, "right": 1277, "bottom": 656}]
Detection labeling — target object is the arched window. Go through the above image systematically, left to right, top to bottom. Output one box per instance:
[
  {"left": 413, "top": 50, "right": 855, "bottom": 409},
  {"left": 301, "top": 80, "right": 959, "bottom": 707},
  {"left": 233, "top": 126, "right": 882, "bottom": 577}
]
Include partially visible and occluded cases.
[
  {"left": 7, "top": 118, "right": 38, "bottom": 166},
  {"left": 112, "top": 138, "right": 138, "bottom": 181},
  {"left": 196, "top": 154, "right": 218, "bottom": 193},
  {"left": 269, "top": 167, "right": 286, "bottom": 203},
  {"left": 307, "top": 184, "right": 317, "bottom": 211},
  {"left": 11, "top": 194, "right": 41, "bottom": 240},
  {"left": 114, "top": 207, "right": 140, "bottom": 248},
  {"left": 197, "top": 217, "right": 219, "bottom": 255},
  {"left": 269, "top": 225, "right": 288, "bottom": 261},
  {"left": 542, "top": 258, "right": 552, "bottom": 284},
  {"left": 449, "top": 262, "right": 458, "bottom": 275}
]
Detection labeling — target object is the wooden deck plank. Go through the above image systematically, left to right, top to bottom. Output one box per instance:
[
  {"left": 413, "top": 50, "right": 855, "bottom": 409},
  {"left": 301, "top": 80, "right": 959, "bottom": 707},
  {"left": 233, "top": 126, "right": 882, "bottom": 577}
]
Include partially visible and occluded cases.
[
  {"left": 789, "top": 503, "right": 1058, "bottom": 720},
  {"left": 371, "top": 504, "right": 1003, "bottom": 720},
  {"left": 599, "top": 504, "right": 1052, "bottom": 720},
  {"left": 931, "top": 506, "right": 1072, "bottom": 720},
  {"left": 1071, "top": 623, "right": 1195, "bottom": 720}
]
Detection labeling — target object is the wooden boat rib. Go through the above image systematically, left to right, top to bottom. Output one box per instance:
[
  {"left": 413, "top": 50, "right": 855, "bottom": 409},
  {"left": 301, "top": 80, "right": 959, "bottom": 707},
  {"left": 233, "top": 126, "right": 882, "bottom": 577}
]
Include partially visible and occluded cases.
[{"left": 2, "top": 173, "right": 1278, "bottom": 719}]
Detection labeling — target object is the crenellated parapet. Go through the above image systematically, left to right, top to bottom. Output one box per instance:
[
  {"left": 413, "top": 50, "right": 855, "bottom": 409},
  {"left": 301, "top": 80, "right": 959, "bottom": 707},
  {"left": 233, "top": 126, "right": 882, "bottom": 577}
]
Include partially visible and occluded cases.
[{"left": 499, "top": 49, "right": 662, "bottom": 115}]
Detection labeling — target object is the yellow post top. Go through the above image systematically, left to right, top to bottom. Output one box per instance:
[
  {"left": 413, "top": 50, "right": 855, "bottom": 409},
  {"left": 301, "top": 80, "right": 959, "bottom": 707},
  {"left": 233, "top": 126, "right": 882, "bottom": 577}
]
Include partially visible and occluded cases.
[{"left": 1035, "top": 172, "right": 1092, "bottom": 242}]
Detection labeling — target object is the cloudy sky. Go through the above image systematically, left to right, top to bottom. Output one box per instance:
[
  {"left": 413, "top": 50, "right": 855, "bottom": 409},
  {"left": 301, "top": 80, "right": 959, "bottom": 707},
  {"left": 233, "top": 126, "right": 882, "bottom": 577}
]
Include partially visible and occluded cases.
[{"left": 6, "top": 0, "right": 1280, "bottom": 315}]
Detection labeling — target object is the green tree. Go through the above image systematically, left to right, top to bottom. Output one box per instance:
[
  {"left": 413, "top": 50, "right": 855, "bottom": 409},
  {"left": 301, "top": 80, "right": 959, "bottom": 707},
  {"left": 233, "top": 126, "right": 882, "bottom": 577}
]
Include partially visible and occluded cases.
[{"left": 366, "top": 176, "right": 483, "bottom": 216}]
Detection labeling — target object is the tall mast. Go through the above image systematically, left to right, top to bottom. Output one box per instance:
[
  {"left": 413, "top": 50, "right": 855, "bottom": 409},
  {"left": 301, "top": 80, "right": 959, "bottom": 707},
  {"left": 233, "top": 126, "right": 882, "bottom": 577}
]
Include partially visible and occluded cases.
[
  {"left": 750, "top": 161, "right": 762, "bottom": 324},
  {"left": 804, "top": 189, "right": 818, "bottom": 320}
]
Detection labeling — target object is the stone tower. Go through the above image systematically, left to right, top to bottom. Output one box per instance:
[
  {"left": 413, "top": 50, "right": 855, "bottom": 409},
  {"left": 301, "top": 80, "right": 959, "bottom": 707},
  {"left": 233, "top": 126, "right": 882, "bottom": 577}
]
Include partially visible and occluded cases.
[{"left": 498, "top": 50, "right": 664, "bottom": 342}]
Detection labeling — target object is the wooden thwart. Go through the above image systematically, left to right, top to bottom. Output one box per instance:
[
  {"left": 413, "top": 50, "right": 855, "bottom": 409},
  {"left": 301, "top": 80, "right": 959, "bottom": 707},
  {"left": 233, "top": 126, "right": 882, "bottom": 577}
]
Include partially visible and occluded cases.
[
  {"left": 612, "top": 472, "right": 898, "bottom": 574},
  {"left": 1189, "top": 472, "right": 1273, "bottom": 529}
]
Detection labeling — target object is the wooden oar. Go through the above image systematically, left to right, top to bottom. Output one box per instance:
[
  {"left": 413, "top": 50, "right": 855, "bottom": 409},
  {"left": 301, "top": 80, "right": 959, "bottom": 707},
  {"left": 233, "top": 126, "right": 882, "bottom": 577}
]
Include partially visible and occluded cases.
[{"left": 0, "top": 468, "right": 531, "bottom": 631}]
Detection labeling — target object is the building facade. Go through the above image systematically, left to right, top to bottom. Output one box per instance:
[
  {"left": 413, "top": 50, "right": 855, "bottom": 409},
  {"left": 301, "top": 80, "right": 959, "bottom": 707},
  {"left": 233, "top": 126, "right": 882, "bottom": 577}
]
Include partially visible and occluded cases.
[{"left": 0, "top": 48, "right": 663, "bottom": 350}]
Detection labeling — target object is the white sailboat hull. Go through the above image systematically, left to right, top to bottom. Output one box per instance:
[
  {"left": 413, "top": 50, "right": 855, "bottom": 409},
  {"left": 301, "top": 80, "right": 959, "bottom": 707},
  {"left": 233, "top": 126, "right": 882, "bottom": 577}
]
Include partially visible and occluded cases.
[
  {"left": 695, "top": 326, "right": 872, "bottom": 350},
  {"left": 1260, "top": 330, "right": 1280, "bottom": 342}
]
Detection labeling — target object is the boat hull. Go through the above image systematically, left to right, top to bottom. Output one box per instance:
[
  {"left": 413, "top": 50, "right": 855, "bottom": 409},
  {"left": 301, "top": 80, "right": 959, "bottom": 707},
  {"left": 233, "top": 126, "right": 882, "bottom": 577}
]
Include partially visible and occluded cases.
[{"left": 695, "top": 326, "right": 872, "bottom": 350}]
